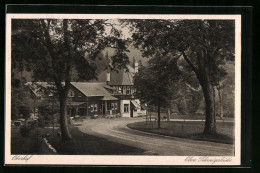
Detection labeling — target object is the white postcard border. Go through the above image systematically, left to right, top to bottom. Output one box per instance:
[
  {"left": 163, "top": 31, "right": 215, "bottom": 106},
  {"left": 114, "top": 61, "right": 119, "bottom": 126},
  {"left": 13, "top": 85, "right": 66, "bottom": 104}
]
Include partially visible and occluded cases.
[{"left": 5, "top": 14, "right": 241, "bottom": 166}]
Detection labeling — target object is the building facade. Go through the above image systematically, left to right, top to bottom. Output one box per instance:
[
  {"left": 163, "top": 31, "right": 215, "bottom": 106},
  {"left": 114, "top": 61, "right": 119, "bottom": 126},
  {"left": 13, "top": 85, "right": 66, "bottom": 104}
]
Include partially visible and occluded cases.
[
  {"left": 25, "top": 60, "right": 146, "bottom": 118},
  {"left": 96, "top": 60, "right": 146, "bottom": 117},
  {"left": 66, "top": 82, "right": 120, "bottom": 117}
]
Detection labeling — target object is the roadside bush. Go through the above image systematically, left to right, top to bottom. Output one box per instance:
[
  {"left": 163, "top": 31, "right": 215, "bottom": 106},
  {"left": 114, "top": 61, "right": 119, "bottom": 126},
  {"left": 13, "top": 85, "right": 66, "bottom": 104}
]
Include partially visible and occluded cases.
[
  {"left": 18, "top": 105, "right": 31, "bottom": 120},
  {"left": 38, "top": 105, "right": 53, "bottom": 121},
  {"left": 115, "top": 113, "right": 122, "bottom": 118},
  {"left": 92, "top": 114, "right": 99, "bottom": 119},
  {"left": 105, "top": 114, "right": 115, "bottom": 119},
  {"left": 37, "top": 117, "right": 46, "bottom": 127},
  {"left": 27, "top": 119, "right": 39, "bottom": 128},
  {"left": 14, "top": 121, "right": 22, "bottom": 127},
  {"left": 20, "top": 125, "right": 32, "bottom": 137},
  {"left": 30, "top": 128, "right": 42, "bottom": 153}
]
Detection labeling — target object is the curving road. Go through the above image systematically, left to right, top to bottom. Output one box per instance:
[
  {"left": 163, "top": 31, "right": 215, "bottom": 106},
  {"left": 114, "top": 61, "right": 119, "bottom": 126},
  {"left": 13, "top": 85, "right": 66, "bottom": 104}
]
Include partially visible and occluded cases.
[{"left": 78, "top": 118, "right": 235, "bottom": 156}]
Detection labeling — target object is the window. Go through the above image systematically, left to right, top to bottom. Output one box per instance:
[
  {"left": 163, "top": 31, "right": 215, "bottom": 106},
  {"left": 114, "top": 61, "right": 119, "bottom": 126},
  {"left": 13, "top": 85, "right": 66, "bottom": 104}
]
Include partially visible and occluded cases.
[
  {"left": 113, "top": 86, "right": 117, "bottom": 93},
  {"left": 118, "top": 86, "right": 122, "bottom": 93},
  {"left": 123, "top": 86, "right": 126, "bottom": 95},
  {"left": 126, "top": 87, "right": 130, "bottom": 95},
  {"left": 68, "top": 90, "right": 75, "bottom": 97},
  {"left": 78, "top": 93, "right": 82, "bottom": 97},
  {"left": 107, "top": 102, "right": 111, "bottom": 110},
  {"left": 114, "top": 102, "right": 118, "bottom": 110},
  {"left": 111, "top": 103, "right": 114, "bottom": 110},
  {"left": 90, "top": 104, "right": 98, "bottom": 112},
  {"left": 124, "top": 104, "right": 129, "bottom": 113}
]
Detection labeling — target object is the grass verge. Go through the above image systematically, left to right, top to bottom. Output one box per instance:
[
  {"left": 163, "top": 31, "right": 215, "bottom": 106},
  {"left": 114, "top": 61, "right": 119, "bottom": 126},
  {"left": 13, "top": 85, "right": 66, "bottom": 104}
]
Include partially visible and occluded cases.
[
  {"left": 148, "top": 112, "right": 234, "bottom": 121},
  {"left": 127, "top": 121, "right": 234, "bottom": 144},
  {"left": 11, "top": 127, "right": 56, "bottom": 154},
  {"left": 47, "top": 127, "right": 145, "bottom": 155}
]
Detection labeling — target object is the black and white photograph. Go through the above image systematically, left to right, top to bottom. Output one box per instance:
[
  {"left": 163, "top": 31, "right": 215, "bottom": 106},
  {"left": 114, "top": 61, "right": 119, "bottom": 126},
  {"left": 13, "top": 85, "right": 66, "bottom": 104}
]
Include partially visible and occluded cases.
[{"left": 5, "top": 14, "right": 241, "bottom": 165}]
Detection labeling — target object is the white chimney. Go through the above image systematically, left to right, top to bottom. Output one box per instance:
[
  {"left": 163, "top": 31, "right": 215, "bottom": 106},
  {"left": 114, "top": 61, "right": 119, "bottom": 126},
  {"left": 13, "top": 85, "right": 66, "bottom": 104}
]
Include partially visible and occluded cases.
[
  {"left": 134, "top": 61, "right": 139, "bottom": 73},
  {"left": 106, "top": 65, "right": 111, "bottom": 84},
  {"left": 106, "top": 72, "right": 110, "bottom": 84}
]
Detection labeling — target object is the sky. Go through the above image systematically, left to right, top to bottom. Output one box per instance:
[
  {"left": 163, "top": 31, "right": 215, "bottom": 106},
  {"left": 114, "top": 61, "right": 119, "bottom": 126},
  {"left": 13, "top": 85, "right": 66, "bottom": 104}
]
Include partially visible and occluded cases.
[
  {"left": 103, "top": 19, "right": 149, "bottom": 65},
  {"left": 104, "top": 19, "right": 132, "bottom": 39}
]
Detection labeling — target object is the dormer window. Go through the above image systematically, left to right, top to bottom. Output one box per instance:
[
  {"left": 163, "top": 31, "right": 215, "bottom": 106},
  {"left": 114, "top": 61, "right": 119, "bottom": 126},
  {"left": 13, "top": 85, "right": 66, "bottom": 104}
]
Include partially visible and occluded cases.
[
  {"left": 118, "top": 86, "right": 122, "bottom": 93},
  {"left": 123, "top": 86, "right": 126, "bottom": 95},
  {"left": 126, "top": 87, "right": 130, "bottom": 95}
]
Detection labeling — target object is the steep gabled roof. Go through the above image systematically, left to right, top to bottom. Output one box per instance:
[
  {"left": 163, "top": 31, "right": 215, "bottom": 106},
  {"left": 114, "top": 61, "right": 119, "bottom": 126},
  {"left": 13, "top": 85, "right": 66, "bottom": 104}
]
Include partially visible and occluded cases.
[
  {"left": 96, "top": 65, "right": 135, "bottom": 85},
  {"left": 70, "top": 82, "right": 117, "bottom": 97}
]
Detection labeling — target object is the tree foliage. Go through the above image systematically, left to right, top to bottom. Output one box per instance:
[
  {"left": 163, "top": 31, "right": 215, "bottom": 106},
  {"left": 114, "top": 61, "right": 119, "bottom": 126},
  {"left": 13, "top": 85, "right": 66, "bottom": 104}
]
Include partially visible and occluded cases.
[
  {"left": 12, "top": 19, "right": 129, "bottom": 140},
  {"left": 123, "top": 19, "right": 235, "bottom": 134},
  {"left": 11, "top": 77, "right": 36, "bottom": 120}
]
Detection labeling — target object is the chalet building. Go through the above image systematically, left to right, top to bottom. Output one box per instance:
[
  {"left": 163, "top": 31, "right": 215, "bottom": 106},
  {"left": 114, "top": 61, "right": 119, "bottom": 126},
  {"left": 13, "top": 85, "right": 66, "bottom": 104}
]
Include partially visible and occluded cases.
[
  {"left": 25, "top": 60, "right": 146, "bottom": 118},
  {"left": 95, "top": 60, "right": 146, "bottom": 117},
  {"left": 25, "top": 82, "right": 121, "bottom": 117},
  {"left": 66, "top": 82, "right": 120, "bottom": 117}
]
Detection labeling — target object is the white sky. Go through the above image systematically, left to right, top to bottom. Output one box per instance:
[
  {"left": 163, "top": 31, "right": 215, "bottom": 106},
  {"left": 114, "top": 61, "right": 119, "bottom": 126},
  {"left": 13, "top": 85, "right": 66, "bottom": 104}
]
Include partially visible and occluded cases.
[{"left": 104, "top": 19, "right": 132, "bottom": 39}]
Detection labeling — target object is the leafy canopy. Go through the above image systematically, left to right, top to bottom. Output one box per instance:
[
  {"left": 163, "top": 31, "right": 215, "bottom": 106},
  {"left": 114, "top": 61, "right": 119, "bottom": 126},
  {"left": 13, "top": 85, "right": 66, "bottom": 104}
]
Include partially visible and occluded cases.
[
  {"left": 12, "top": 19, "right": 130, "bottom": 85},
  {"left": 123, "top": 19, "right": 235, "bottom": 84}
]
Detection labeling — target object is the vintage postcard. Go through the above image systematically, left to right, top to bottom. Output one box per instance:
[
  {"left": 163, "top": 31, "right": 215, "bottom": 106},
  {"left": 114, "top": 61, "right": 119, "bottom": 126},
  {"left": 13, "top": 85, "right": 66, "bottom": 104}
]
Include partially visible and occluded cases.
[{"left": 5, "top": 13, "right": 241, "bottom": 165}]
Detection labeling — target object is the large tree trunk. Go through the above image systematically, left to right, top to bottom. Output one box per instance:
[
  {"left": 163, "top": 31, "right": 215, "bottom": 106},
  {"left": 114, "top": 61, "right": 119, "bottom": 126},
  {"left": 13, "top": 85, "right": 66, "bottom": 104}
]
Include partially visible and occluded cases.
[
  {"left": 191, "top": 50, "right": 217, "bottom": 135},
  {"left": 199, "top": 76, "right": 216, "bottom": 134},
  {"left": 213, "top": 86, "right": 216, "bottom": 119},
  {"left": 59, "top": 95, "right": 72, "bottom": 141},
  {"left": 158, "top": 105, "right": 161, "bottom": 128}
]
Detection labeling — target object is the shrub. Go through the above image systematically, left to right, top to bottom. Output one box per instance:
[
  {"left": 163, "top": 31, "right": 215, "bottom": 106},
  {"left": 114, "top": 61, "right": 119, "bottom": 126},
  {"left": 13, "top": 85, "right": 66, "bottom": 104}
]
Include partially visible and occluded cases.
[
  {"left": 18, "top": 105, "right": 31, "bottom": 120},
  {"left": 38, "top": 105, "right": 53, "bottom": 123},
  {"left": 116, "top": 113, "right": 122, "bottom": 118},
  {"left": 92, "top": 114, "right": 99, "bottom": 119},
  {"left": 105, "top": 114, "right": 115, "bottom": 119},
  {"left": 37, "top": 117, "right": 46, "bottom": 127},
  {"left": 27, "top": 119, "right": 39, "bottom": 128},
  {"left": 14, "top": 121, "right": 22, "bottom": 127},
  {"left": 20, "top": 125, "right": 32, "bottom": 137},
  {"left": 30, "top": 129, "right": 42, "bottom": 153}
]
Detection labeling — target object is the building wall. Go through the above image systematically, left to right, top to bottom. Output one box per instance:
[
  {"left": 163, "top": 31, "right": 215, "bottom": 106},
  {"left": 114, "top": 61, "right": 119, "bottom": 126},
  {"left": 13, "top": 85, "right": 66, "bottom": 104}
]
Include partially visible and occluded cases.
[
  {"left": 66, "top": 85, "right": 121, "bottom": 116},
  {"left": 67, "top": 86, "right": 87, "bottom": 102},
  {"left": 120, "top": 99, "right": 146, "bottom": 117},
  {"left": 120, "top": 100, "right": 131, "bottom": 117}
]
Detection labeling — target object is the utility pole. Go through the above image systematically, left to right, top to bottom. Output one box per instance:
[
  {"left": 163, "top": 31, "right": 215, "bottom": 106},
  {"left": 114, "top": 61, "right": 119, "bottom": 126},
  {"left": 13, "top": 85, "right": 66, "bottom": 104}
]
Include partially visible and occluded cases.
[
  {"left": 51, "top": 83, "right": 55, "bottom": 134},
  {"left": 52, "top": 98, "right": 55, "bottom": 134},
  {"left": 158, "top": 104, "right": 161, "bottom": 129},
  {"left": 150, "top": 108, "right": 151, "bottom": 123}
]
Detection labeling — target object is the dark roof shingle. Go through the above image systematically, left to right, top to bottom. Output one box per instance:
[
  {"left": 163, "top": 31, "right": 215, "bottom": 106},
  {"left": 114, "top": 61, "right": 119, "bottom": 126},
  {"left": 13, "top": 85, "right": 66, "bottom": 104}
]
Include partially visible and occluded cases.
[
  {"left": 96, "top": 65, "right": 135, "bottom": 85},
  {"left": 70, "top": 82, "right": 115, "bottom": 97}
]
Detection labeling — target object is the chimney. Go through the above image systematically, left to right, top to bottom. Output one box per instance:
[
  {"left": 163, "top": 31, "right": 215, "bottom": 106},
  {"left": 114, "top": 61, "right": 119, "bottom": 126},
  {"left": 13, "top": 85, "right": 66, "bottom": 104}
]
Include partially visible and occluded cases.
[
  {"left": 134, "top": 60, "right": 139, "bottom": 73},
  {"left": 106, "top": 65, "right": 111, "bottom": 85}
]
